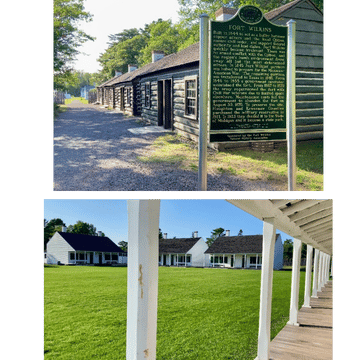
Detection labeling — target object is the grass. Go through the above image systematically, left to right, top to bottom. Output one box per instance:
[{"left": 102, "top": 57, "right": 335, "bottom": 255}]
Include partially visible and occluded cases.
[
  {"left": 64, "top": 97, "right": 89, "bottom": 105},
  {"left": 137, "top": 134, "right": 323, "bottom": 191},
  {"left": 44, "top": 266, "right": 305, "bottom": 360}
]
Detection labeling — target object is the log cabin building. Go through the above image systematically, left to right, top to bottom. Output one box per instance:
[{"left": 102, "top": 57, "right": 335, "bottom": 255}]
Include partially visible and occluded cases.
[{"left": 96, "top": 0, "right": 323, "bottom": 148}]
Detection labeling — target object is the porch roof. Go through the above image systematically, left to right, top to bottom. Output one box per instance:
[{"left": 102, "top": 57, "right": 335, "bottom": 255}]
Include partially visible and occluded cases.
[
  {"left": 227, "top": 200, "right": 332, "bottom": 255},
  {"left": 58, "top": 232, "right": 121, "bottom": 253},
  {"left": 205, "top": 234, "right": 280, "bottom": 254},
  {"left": 159, "top": 237, "right": 201, "bottom": 254}
]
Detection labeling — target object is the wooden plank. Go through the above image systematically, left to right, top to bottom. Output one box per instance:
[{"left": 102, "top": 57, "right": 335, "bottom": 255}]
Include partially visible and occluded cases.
[
  {"left": 283, "top": 7, "right": 323, "bottom": 22},
  {"left": 274, "top": 18, "right": 323, "bottom": 33},
  {"left": 297, "top": 43, "right": 323, "bottom": 57},
  {"left": 269, "top": 281, "right": 332, "bottom": 360}
]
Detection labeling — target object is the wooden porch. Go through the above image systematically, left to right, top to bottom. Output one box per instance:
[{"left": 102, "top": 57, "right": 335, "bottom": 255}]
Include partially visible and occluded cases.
[{"left": 269, "top": 280, "right": 333, "bottom": 360}]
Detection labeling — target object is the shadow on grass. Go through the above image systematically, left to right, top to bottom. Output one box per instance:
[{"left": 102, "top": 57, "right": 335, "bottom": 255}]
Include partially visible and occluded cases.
[{"left": 227, "top": 140, "right": 323, "bottom": 174}]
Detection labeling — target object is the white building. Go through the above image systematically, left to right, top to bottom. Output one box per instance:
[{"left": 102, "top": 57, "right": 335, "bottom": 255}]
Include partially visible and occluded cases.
[
  {"left": 46, "top": 230, "right": 127, "bottom": 265},
  {"left": 205, "top": 232, "right": 283, "bottom": 270},
  {"left": 158, "top": 233, "right": 210, "bottom": 267}
]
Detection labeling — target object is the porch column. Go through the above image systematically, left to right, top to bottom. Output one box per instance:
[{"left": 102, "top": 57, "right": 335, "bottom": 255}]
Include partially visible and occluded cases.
[
  {"left": 126, "top": 200, "right": 161, "bottom": 360},
  {"left": 255, "top": 218, "right": 276, "bottom": 360},
  {"left": 288, "top": 238, "right": 302, "bottom": 326},
  {"left": 303, "top": 244, "right": 313, "bottom": 308},
  {"left": 312, "top": 248, "right": 320, "bottom": 298},
  {"left": 317, "top": 251, "right": 323, "bottom": 292},
  {"left": 177, "top": 254, "right": 179, "bottom": 266},
  {"left": 185, "top": 254, "right": 187, "bottom": 267},
  {"left": 256, "top": 254, "right": 258, "bottom": 269},
  {"left": 330, "top": 256, "right": 333, "bottom": 277}
]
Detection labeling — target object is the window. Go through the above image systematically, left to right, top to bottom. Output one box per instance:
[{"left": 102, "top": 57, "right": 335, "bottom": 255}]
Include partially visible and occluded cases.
[
  {"left": 185, "top": 77, "right": 197, "bottom": 119},
  {"left": 145, "top": 83, "right": 151, "bottom": 108},
  {"left": 70, "top": 253, "right": 75, "bottom": 260},
  {"left": 105, "top": 254, "right": 111, "bottom": 261},
  {"left": 112, "top": 254, "right": 118, "bottom": 260},
  {"left": 186, "top": 255, "right": 191, "bottom": 263},
  {"left": 250, "top": 256, "right": 257, "bottom": 264}
]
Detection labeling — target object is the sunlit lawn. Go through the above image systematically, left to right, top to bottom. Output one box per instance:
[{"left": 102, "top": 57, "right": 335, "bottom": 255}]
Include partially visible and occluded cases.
[
  {"left": 137, "top": 134, "right": 323, "bottom": 191},
  {"left": 44, "top": 266, "right": 305, "bottom": 360}
]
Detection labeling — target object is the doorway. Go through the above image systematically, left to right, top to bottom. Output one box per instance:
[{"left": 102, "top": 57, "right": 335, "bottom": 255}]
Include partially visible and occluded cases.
[
  {"left": 157, "top": 79, "right": 172, "bottom": 129},
  {"left": 90, "top": 252, "right": 93, "bottom": 264},
  {"left": 99, "top": 253, "right": 102, "bottom": 265}
]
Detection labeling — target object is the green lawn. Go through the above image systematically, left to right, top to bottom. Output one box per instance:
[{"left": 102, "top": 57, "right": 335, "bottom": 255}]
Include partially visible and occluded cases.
[
  {"left": 137, "top": 135, "right": 323, "bottom": 191},
  {"left": 44, "top": 266, "right": 305, "bottom": 360}
]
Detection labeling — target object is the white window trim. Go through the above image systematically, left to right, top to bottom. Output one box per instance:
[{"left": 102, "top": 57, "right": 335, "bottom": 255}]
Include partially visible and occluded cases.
[{"left": 184, "top": 76, "right": 198, "bottom": 120}]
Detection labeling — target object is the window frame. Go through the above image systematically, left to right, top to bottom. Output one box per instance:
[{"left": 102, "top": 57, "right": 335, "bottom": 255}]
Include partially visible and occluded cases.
[
  {"left": 184, "top": 76, "right": 198, "bottom": 120},
  {"left": 144, "top": 82, "right": 151, "bottom": 109}
]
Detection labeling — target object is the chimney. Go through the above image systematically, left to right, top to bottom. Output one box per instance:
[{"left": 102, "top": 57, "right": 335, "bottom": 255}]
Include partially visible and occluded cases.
[
  {"left": 215, "top": 7, "right": 237, "bottom": 21},
  {"left": 152, "top": 50, "right": 165, "bottom": 63},
  {"left": 128, "top": 64, "right": 137, "bottom": 73},
  {"left": 115, "top": 70, "right": 122, "bottom": 77},
  {"left": 62, "top": 226, "right": 67, "bottom": 232},
  {"left": 226, "top": 230, "right": 230, "bottom": 236},
  {"left": 97, "top": 231, "right": 103, "bottom": 237},
  {"left": 193, "top": 231, "right": 198, "bottom": 238},
  {"left": 163, "top": 233, "right": 167, "bottom": 239}
]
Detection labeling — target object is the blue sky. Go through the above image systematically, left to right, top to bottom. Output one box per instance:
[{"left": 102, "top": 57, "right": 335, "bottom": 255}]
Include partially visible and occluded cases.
[
  {"left": 74, "top": 0, "right": 180, "bottom": 73},
  {"left": 44, "top": 199, "right": 293, "bottom": 244}
]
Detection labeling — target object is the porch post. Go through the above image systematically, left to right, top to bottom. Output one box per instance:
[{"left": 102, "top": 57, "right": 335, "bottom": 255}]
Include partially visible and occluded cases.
[
  {"left": 126, "top": 200, "right": 161, "bottom": 360},
  {"left": 255, "top": 218, "right": 276, "bottom": 360},
  {"left": 288, "top": 238, "right": 302, "bottom": 326},
  {"left": 303, "top": 244, "right": 313, "bottom": 308},
  {"left": 312, "top": 248, "right": 320, "bottom": 298},
  {"left": 317, "top": 251, "right": 323, "bottom": 292},
  {"left": 256, "top": 254, "right": 258, "bottom": 269},
  {"left": 330, "top": 256, "right": 333, "bottom": 277}
]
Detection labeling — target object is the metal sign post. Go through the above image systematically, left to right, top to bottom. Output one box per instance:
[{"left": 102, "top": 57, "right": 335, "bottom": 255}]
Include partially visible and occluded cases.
[
  {"left": 198, "top": 14, "right": 210, "bottom": 191},
  {"left": 287, "top": 20, "right": 296, "bottom": 191}
]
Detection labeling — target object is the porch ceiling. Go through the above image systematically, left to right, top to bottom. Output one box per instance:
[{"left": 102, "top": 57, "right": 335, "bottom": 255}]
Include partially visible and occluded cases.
[{"left": 226, "top": 200, "right": 332, "bottom": 255}]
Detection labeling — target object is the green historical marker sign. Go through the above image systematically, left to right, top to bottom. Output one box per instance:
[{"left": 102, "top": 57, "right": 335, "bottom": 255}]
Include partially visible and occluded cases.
[{"left": 209, "top": 5, "right": 288, "bottom": 142}]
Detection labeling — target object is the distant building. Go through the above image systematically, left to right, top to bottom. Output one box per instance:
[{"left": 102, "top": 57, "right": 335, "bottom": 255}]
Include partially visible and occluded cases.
[
  {"left": 80, "top": 85, "right": 95, "bottom": 100},
  {"left": 46, "top": 231, "right": 127, "bottom": 265},
  {"left": 205, "top": 233, "right": 283, "bottom": 270}
]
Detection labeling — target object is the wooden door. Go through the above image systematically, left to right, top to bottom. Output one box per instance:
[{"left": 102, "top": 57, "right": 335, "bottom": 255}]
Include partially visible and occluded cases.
[
  {"left": 164, "top": 79, "right": 172, "bottom": 129},
  {"left": 157, "top": 81, "right": 164, "bottom": 126}
]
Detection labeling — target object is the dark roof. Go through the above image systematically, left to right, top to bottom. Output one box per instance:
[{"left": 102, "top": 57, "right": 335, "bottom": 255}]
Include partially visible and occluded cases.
[
  {"left": 265, "top": 0, "right": 322, "bottom": 20},
  {"left": 101, "top": 42, "right": 200, "bottom": 88},
  {"left": 58, "top": 232, "right": 122, "bottom": 252},
  {"left": 205, "top": 234, "right": 280, "bottom": 254},
  {"left": 159, "top": 237, "right": 201, "bottom": 254}
]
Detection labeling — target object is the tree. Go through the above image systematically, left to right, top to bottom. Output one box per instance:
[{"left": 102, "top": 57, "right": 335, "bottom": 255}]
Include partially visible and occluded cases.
[
  {"left": 54, "top": 0, "right": 95, "bottom": 90},
  {"left": 137, "top": 19, "right": 180, "bottom": 66},
  {"left": 44, "top": 218, "right": 66, "bottom": 250},
  {"left": 67, "top": 220, "right": 98, "bottom": 236},
  {"left": 206, "top": 227, "right": 225, "bottom": 246},
  {"left": 159, "top": 228, "right": 164, "bottom": 240},
  {"left": 283, "top": 239, "right": 293, "bottom": 262},
  {"left": 118, "top": 241, "right": 128, "bottom": 252}
]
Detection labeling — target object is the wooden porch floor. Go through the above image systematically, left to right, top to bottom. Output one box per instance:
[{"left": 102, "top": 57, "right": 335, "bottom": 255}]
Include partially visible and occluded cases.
[{"left": 269, "top": 280, "right": 333, "bottom": 360}]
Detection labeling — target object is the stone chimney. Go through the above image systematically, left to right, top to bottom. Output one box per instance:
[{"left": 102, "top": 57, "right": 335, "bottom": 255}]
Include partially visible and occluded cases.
[
  {"left": 215, "top": 7, "right": 237, "bottom": 21},
  {"left": 152, "top": 50, "right": 165, "bottom": 63},
  {"left": 128, "top": 64, "right": 137, "bottom": 73},
  {"left": 115, "top": 70, "right": 122, "bottom": 77},
  {"left": 62, "top": 226, "right": 67, "bottom": 232},
  {"left": 226, "top": 230, "right": 230, "bottom": 236},
  {"left": 193, "top": 231, "right": 198, "bottom": 238},
  {"left": 163, "top": 233, "right": 167, "bottom": 239}
]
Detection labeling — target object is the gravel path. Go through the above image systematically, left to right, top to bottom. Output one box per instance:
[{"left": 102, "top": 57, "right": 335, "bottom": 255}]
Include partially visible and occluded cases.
[{"left": 54, "top": 101, "right": 280, "bottom": 191}]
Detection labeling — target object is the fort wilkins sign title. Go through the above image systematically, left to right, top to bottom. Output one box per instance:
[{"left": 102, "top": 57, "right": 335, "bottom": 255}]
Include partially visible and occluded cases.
[{"left": 209, "top": 6, "right": 288, "bottom": 142}]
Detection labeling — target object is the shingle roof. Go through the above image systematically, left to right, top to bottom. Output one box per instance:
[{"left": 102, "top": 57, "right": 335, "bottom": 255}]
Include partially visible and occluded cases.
[
  {"left": 264, "top": 0, "right": 322, "bottom": 20},
  {"left": 101, "top": 42, "right": 200, "bottom": 87},
  {"left": 59, "top": 232, "right": 122, "bottom": 253},
  {"left": 205, "top": 234, "right": 280, "bottom": 254},
  {"left": 159, "top": 237, "right": 201, "bottom": 254}
]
